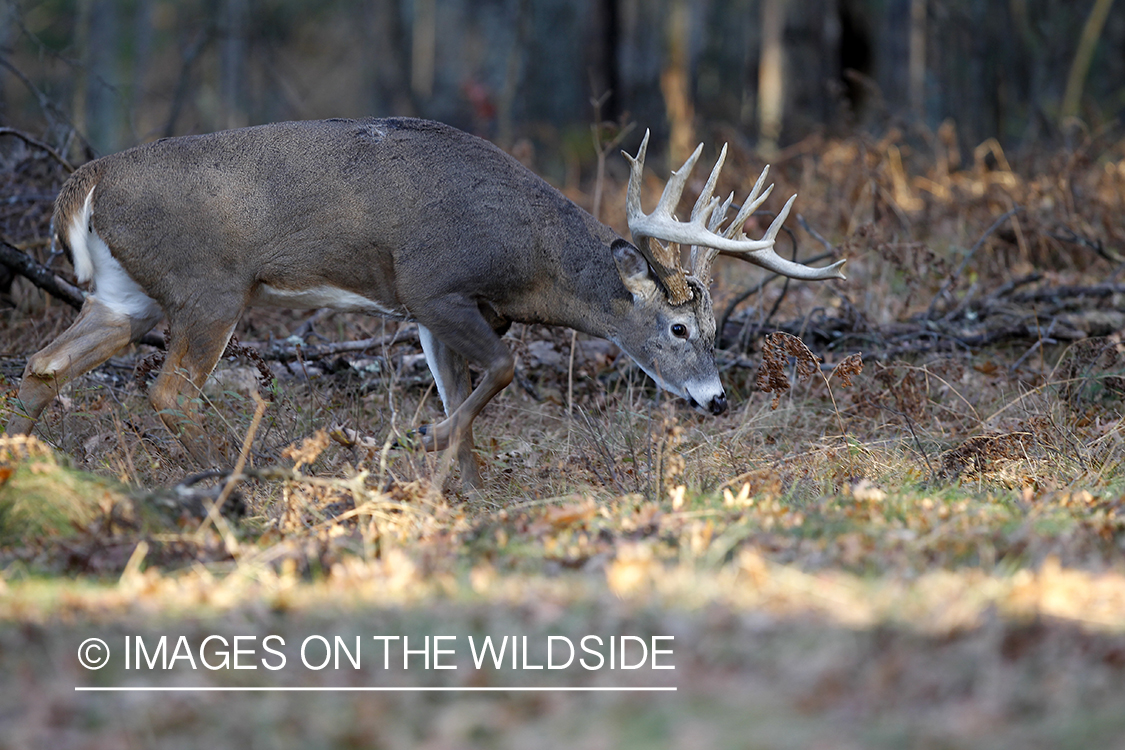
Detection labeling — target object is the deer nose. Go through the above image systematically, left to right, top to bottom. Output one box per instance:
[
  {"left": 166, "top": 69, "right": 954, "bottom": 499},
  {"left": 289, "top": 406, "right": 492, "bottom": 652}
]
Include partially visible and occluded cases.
[{"left": 709, "top": 393, "right": 728, "bottom": 415}]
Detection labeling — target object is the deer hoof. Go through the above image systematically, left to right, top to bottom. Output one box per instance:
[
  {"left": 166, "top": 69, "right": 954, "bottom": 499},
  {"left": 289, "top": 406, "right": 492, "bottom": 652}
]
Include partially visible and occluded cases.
[{"left": 394, "top": 426, "right": 437, "bottom": 452}]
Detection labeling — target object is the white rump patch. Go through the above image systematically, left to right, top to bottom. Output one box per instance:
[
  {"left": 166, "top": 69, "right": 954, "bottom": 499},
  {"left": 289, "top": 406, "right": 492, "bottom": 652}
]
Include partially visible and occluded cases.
[
  {"left": 69, "top": 187, "right": 162, "bottom": 322},
  {"left": 88, "top": 232, "right": 163, "bottom": 321},
  {"left": 256, "top": 283, "right": 403, "bottom": 317}
]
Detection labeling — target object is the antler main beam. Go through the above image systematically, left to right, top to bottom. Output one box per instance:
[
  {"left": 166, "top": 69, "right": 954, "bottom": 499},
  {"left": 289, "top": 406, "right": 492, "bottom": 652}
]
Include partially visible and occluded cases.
[{"left": 624, "top": 130, "right": 846, "bottom": 298}]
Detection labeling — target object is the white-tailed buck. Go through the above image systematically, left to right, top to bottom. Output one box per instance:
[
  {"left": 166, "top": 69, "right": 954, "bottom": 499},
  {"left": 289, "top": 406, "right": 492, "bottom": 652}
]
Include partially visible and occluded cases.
[{"left": 6, "top": 118, "right": 844, "bottom": 487}]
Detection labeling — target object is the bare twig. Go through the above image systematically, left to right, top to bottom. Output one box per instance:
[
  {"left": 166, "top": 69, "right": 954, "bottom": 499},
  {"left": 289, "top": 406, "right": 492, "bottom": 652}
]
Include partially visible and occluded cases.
[
  {"left": 0, "top": 56, "right": 94, "bottom": 159},
  {"left": 588, "top": 89, "right": 634, "bottom": 222},
  {"left": 0, "top": 127, "right": 75, "bottom": 172},
  {"left": 924, "top": 207, "right": 1022, "bottom": 320},
  {"left": 797, "top": 213, "right": 834, "bottom": 253},
  {"left": 1048, "top": 227, "right": 1125, "bottom": 265},
  {"left": 717, "top": 250, "right": 835, "bottom": 348},
  {"left": 195, "top": 391, "right": 269, "bottom": 556},
  {"left": 576, "top": 405, "right": 625, "bottom": 495}
]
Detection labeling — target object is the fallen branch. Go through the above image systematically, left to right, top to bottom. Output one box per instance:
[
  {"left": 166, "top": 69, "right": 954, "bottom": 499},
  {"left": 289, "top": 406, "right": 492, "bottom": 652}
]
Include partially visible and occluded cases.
[
  {"left": 924, "top": 207, "right": 1022, "bottom": 320},
  {"left": 1049, "top": 227, "right": 1125, "bottom": 266},
  {"left": 0, "top": 240, "right": 84, "bottom": 308},
  {"left": 1006, "top": 283, "right": 1125, "bottom": 305},
  {"left": 257, "top": 326, "right": 419, "bottom": 362}
]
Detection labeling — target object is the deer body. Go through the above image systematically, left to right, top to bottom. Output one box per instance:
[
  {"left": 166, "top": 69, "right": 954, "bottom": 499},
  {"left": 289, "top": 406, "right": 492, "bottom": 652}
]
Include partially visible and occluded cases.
[
  {"left": 8, "top": 117, "right": 843, "bottom": 488},
  {"left": 63, "top": 118, "right": 624, "bottom": 333}
]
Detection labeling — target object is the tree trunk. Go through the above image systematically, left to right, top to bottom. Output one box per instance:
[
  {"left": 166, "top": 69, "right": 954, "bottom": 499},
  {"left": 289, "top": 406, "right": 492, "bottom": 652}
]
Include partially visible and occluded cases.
[
  {"left": 221, "top": 0, "right": 248, "bottom": 130},
  {"left": 411, "top": 0, "right": 436, "bottom": 101},
  {"left": 661, "top": 0, "right": 695, "bottom": 165},
  {"left": 758, "top": 0, "right": 786, "bottom": 155},
  {"left": 909, "top": 0, "right": 926, "bottom": 118},
  {"left": 1061, "top": 0, "right": 1117, "bottom": 123}
]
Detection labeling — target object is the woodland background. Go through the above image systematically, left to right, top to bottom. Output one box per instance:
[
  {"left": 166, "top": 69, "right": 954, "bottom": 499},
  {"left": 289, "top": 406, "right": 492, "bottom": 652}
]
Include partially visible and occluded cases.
[
  {"left": 2, "top": 0, "right": 1123, "bottom": 167},
  {"left": 2, "top": 1, "right": 1125, "bottom": 749}
]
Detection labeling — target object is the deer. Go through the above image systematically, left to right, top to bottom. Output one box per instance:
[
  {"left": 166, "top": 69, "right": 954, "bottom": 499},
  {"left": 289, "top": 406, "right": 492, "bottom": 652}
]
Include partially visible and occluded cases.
[{"left": 5, "top": 117, "right": 845, "bottom": 488}]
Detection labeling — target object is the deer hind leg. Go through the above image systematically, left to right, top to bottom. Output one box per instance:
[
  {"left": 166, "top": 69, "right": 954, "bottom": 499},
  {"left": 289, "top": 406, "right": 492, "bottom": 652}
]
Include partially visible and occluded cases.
[
  {"left": 7, "top": 296, "right": 156, "bottom": 436},
  {"left": 412, "top": 304, "right": 515, "bottom": 490},
  {"left": 149, "top": 313, "right": 241, "bottom": 467},
  {"left": 418, "top": 324, "right": 480, "bottom": 487}
]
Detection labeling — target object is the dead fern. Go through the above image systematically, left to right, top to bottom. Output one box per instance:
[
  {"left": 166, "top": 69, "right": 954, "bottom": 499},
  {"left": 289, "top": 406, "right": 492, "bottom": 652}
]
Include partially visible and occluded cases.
[
  {"left": 755, "top": 332, "right": 822, "bottom": 409},
  {"left": 1056, "top": 336, "right": 1125, "bottom": 406},
  {"left": 829, "top": 353, "right": 864, "bottom": 387},
  {"left": 873, "top": 363, "right": 927, "bottom": 420},
  {"left": 281, "top": 429, "right": 331, "bottom": 473},
  {"left": 940, "top": 432, "right": 1032, "bottom": 478}
]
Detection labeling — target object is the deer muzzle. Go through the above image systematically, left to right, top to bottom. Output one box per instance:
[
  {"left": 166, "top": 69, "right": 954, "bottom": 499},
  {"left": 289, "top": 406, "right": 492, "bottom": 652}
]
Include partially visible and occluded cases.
[{"left": 684, "top": 383, "right": 728, "bottom": 416}]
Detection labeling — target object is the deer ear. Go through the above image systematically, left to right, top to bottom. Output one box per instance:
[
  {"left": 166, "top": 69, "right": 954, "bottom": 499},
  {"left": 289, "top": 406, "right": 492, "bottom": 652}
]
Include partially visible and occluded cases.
[{"left": 612, "top": 240, "right": 659, "bottom": 302}]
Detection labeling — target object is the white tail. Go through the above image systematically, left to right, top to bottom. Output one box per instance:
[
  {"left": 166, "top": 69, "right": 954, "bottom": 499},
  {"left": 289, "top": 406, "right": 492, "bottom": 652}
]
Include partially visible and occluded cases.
[{"left": 7, "top": 118, "right": 844, "bottom": 489}]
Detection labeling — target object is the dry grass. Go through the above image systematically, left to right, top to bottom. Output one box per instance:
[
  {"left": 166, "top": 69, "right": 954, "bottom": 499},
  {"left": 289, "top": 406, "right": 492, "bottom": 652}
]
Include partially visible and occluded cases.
[{"left": 2, "top": 124, "right": 1125, "bottom": 747}]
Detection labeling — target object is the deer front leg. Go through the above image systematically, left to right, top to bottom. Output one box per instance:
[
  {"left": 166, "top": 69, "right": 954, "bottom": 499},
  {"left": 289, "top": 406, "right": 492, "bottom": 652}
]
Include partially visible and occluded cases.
[
  {"left": 7, "top": 296, "right": 152, "bottom": 436},
  {"left": 411, "top": 302, "right": 515, "bottom": 490},
  {"left": 418, "top": 325, "right": 480, "bottom": 487}
]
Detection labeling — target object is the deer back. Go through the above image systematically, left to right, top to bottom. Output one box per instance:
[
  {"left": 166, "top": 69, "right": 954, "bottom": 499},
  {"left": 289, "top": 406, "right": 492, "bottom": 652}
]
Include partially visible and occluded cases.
[{"left": 55, "top": 118, "right": 627, "bottom": 329}]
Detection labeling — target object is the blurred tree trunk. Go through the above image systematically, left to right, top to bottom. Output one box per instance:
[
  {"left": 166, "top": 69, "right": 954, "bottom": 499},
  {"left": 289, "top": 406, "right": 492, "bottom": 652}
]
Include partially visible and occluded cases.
[
  {"left": 74, "top": 0, "right": 119, "bottom": 156},
  {"left": 130, "top": 0, "right": 154, "bottom": 140},
  {"left": 221, "top": 0, "right": 248, "bottom": 129},
  {"left": 368, "top": 0, "right": 415, "bottom": 116},
  {"left": 412, "top": 0, "right": 436, "bottom": 101},
  {"left": 497, "top": 0, "right": 530, "bottom": 147},
  {"left": 588, "top": 0, "right": 621, "bottom": 122},
  {"left": 661, "top": 0, "right": 694, "bottom": 165},
  {"left": 757, "top": 0, "right": 785, "bottom": 156},
  {"left": 909, "top": 0, "right": 926, "bottom": 118},
  {"left": 1061, "top": 0, "right": 1117, "bottom": 123},
  {"left": 0, "top": 2, "right": 13, "bottom": 120}
]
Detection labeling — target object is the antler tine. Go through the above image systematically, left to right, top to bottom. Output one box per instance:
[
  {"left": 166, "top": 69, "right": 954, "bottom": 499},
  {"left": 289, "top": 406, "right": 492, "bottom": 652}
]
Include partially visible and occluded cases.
[
  {"left": 623, "top": 129, "right": 650, "bottom": 226},
  {"left": 623, "top": 130, "right": 694, "bottom": 304},
  {"left": 624, "top": 136, "right": 846, "bottom": 299},
  {"left": 655, "top": 142, "right": 704, "bottom": 218},
  {"left": 690, "top": 143, "right": 726, "bottom": 223},
  {"left": 688, "top": 145, "right": 733, "bottom": 283},
  {"left": 724, "top": 166, "right": 774, "bottom": 240},
  {"left": 713, "top": 192, "right": 736, "bottom": 233},
  {"left": 720, "top": 193, "right": 847, "bottom": 279},
  {"left": 689, "top": 200, "right": 723, "bottom": 284}
]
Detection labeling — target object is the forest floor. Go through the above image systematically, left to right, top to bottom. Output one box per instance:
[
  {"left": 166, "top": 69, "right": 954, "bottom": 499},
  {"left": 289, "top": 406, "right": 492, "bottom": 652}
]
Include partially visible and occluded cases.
[{"left": 2, "top": 123, "right": 1125, "bottom": 749}]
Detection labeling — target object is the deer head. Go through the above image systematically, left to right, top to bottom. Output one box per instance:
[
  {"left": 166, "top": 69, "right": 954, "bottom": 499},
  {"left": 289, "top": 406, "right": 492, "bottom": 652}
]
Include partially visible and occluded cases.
[{"left": 607, "top": 131, "right": 846, "bottom": 415}]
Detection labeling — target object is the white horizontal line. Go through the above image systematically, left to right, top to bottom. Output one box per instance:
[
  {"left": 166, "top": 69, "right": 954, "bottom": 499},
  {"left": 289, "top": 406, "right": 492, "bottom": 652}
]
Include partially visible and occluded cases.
[{"left": 75, "top": 686, "right": 676, "bottom": 693}]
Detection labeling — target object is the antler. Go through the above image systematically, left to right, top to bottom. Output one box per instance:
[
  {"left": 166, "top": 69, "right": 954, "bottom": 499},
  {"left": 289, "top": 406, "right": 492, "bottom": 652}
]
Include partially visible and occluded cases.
[
  {"left": 624, "top": 130, "right": 846, "bottom": 304},
  {"left": 623, "top": 131, "right": 695, "bottom": 304}
]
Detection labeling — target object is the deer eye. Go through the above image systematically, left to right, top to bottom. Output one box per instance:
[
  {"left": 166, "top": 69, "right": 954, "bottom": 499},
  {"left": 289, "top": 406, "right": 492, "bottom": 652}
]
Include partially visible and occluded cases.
[{"left": 671, "top": 323, "right": 689, "bottom": 339}]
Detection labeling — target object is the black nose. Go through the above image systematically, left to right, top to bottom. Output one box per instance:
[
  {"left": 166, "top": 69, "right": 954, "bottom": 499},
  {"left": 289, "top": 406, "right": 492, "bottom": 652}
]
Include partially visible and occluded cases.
[{"left": 709, "top": 393, "right": 728, "bottom": 415}]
